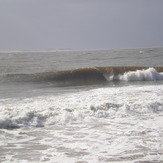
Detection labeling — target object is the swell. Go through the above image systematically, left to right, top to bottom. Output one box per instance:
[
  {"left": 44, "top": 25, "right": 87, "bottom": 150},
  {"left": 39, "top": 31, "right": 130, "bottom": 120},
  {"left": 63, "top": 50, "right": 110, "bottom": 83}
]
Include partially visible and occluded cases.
[{"left": 1, "top": 66, "right": 163, "bottom": 85}]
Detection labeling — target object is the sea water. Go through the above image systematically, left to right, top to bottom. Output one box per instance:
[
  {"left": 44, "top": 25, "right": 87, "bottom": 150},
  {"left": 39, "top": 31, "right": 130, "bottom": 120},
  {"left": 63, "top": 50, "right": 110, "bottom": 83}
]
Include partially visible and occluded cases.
[{"left": 0, "top": 48, "right": 163, "bottom": 163}]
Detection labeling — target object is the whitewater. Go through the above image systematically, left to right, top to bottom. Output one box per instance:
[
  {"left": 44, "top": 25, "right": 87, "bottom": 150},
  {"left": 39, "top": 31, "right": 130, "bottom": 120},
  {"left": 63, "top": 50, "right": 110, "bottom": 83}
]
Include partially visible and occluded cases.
[{"left": 0, "top": 48, "right": 163, "bottom": 163}]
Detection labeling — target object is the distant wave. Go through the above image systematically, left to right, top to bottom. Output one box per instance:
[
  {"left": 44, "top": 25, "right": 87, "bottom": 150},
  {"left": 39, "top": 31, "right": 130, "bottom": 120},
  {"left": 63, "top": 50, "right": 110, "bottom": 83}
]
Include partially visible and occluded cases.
[{"left": 0, "top": 67, "right": 163, "bottom": 86}]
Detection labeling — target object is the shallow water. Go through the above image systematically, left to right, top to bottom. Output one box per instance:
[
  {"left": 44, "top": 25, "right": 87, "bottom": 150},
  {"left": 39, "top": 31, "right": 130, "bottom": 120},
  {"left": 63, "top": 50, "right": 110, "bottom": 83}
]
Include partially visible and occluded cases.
[{"left": 1, "top": 116, "right": 163, "bottom": 163}]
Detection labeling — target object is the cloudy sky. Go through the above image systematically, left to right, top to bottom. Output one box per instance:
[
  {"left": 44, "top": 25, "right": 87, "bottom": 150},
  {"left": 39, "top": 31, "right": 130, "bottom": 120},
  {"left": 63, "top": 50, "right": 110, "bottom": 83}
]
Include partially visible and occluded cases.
[{"left": 0, "top": 0, "right": 163, "bottom": 50}]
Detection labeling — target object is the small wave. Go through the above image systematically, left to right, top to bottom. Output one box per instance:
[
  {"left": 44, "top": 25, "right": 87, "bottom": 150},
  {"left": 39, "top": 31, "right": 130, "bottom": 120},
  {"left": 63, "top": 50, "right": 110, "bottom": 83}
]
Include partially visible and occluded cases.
[{"left": 0, "top": 67, "right": 163, "bottom": 86}]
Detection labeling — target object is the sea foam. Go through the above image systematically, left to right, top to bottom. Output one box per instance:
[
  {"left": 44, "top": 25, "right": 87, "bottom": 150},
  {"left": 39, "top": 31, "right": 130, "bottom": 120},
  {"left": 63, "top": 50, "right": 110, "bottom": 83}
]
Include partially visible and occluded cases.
[
  {"left": 105, "top": 68, "right": 163, "bottom": 81},
  {"left": 120, "top": 68, "right": 163, "bottom": 81},
  {"left": 0, "top": 85, "right": 163, "bottom": 129}
]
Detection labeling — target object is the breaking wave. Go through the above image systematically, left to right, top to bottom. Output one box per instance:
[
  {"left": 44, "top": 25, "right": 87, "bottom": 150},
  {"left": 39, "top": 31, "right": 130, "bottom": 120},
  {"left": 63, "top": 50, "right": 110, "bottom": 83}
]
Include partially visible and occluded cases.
[
  {"left": 0, "top": 67, "right": 163, "bottom": 86},
  {"left": 105, "top": 67, "right": 163, "bottom": 81}
]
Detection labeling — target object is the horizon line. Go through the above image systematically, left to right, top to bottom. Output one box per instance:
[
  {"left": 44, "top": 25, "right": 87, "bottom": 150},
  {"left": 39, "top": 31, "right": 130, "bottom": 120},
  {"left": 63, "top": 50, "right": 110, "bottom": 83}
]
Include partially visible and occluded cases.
[{"left": 0, "top": 46, "right": 163, "bottom": 53}]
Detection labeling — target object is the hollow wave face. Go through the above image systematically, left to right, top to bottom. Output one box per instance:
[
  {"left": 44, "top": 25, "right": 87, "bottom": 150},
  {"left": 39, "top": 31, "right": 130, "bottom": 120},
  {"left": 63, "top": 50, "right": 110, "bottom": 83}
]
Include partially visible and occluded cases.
[
  {"left": 0, "top": 67, "right": 163, "bottom": 86},
  {"left": 0, "top": 85, "right": 163, "bottom": 129}
]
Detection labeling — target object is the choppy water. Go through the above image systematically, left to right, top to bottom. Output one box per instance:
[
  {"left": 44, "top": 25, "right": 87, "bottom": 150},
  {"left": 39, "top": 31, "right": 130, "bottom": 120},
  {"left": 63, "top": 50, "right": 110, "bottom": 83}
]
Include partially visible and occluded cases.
[{"left": 0, "top": 48, "right": 163, "bottom": 163}]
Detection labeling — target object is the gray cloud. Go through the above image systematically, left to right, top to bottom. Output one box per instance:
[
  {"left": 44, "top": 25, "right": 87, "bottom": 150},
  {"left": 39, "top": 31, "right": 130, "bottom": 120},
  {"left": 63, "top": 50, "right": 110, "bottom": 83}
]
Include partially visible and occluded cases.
[{"left": 0, "top": 0, "right": 163, "bottom": 50}]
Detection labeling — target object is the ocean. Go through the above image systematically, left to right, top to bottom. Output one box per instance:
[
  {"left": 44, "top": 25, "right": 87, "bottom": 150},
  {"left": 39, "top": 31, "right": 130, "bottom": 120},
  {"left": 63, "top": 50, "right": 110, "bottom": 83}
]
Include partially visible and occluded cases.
[{"left": 0, "top": 48, "right": 163, "bottom": 163}]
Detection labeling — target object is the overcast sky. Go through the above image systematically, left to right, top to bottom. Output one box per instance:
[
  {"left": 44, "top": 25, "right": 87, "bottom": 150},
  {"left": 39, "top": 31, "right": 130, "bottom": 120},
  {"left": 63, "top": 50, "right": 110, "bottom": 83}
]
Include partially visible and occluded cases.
[{"left": 0, "top": 0, "right": 163, "bottom": 50}]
